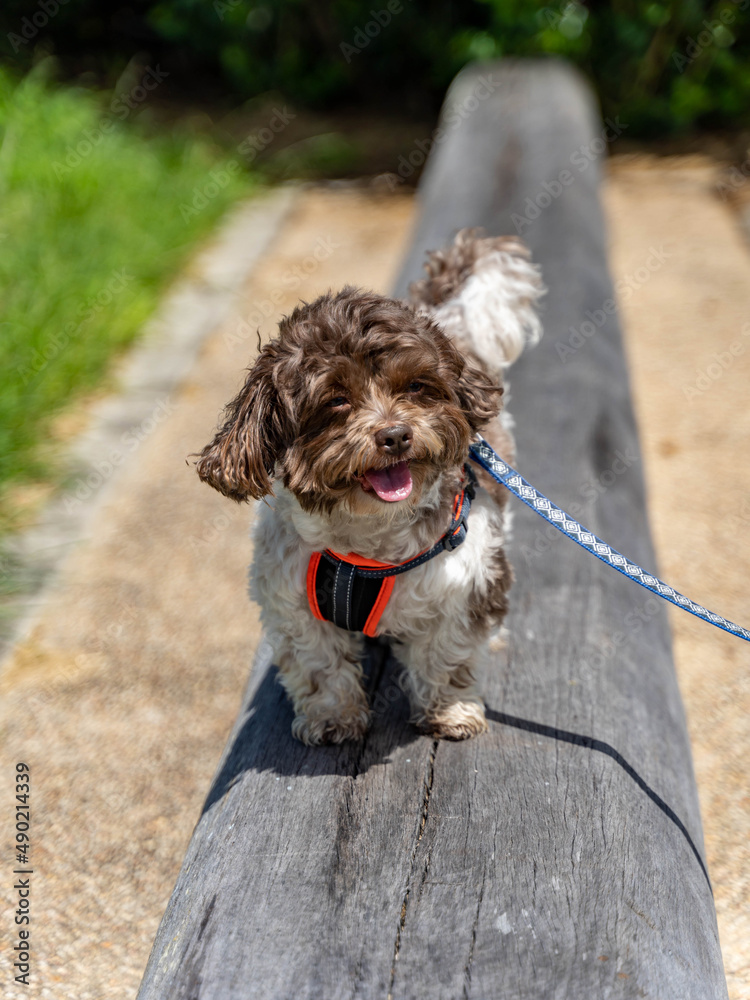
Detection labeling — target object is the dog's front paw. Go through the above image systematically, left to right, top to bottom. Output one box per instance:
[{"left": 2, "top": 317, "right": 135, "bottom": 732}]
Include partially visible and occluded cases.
[
  {"left": 421, "top": 700, "right": 488, "bottom": 741},
  {"left": 291, "top": 707, "right": 370, "bottom": 746}
]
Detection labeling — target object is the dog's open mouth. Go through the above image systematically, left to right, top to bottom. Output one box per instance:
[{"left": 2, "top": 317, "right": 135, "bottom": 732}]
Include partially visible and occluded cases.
[{"left": 358, "top": 461, "right": 413, "bottom": 502}]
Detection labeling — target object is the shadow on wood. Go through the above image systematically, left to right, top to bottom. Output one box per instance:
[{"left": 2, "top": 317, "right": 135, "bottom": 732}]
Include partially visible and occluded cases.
[
  {"left": 137, "top": 60, "right": 728, "bottom": 1000},
  {"left": 202, "top": 645, "right": 421, "bottom": 798}
]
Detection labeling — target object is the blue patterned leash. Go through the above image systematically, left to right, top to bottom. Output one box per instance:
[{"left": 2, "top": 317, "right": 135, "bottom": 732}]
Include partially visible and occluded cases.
[{"left": 468, "top": 436, "right": 750, "bottom": 643}]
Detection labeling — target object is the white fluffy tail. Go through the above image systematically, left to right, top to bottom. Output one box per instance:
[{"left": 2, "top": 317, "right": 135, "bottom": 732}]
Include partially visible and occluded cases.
[{"left": 409, "top": 229, "right": 544, "bottom": 374}]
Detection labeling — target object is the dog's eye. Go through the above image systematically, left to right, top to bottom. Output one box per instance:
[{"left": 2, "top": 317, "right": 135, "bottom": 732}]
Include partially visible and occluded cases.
[
  {"left": 407, "top": 381, "right": 424, "bottom": 393},
  {"left": 327, "top": 396, "right": 350, "bottom": 408}
]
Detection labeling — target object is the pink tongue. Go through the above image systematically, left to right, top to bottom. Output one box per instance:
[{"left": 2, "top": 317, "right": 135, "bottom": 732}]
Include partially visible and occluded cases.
[{"left": 363, "top": 461, "right": 413, "bottom": 502}]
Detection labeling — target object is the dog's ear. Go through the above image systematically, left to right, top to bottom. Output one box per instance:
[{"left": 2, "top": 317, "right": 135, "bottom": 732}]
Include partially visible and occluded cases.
[
  {"left": 435, "top": 331, "right": 502, "bottom": 432},
  {"left": 196, "top": 348, "right": 289, "bottom": 501},
  {"left": 456, "top": 356, "right": 503, "bottom": 431}
]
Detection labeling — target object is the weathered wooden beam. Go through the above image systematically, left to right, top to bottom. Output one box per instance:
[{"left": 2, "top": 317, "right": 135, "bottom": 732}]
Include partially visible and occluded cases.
[{"left": 137, "top": 61, "right": 727, "bottom": 999}]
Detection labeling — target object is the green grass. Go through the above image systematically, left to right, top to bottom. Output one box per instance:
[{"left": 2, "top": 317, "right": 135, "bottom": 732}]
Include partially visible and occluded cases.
[{"left": 0, "top": 65, "right": 255, "bottom": 533}]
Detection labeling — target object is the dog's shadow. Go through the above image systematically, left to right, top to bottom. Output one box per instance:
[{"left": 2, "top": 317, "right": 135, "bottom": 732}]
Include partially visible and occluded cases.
[{"left": 202, "top": 642, "right": 422, "bottom": 813}]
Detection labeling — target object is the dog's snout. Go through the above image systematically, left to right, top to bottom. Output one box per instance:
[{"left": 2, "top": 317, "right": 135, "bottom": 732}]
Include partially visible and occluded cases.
[{"left": 374, "top": 424, "right": 413, "bottom": 455}]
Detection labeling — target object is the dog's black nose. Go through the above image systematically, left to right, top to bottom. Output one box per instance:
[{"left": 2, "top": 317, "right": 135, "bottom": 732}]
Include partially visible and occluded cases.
[{"left": 374, "top": 424, "right": 413, "bottom": 455}]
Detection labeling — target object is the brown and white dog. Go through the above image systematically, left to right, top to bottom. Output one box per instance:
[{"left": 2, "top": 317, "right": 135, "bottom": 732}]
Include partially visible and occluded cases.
[{"left": 197, "top": 230, "right": 543, "bottom": 744}]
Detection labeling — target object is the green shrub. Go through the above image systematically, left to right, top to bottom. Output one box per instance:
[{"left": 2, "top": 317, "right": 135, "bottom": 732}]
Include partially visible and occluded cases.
[
  {"left": 1, "top": 1, "right": 749, "bottom": 135},
  {"left": 0, "top": 64, "right": 254, "bottom": 528}
]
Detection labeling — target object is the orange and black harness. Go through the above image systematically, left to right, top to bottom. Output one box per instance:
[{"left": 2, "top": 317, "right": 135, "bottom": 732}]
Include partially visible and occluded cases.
[{"left": 306, "top": 465, "right": 477, "bottom": 638}]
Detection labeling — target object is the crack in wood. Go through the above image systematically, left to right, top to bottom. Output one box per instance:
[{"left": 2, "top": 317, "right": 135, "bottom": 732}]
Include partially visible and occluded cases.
[
  {"left": 332, "top": 645, "right": 391, "bottom": 876},
  {"left": 386, "top": 740, "right": 437, "bottom": 1000},
  {"left": 463, "top": 871, "right": 486, "bottom": 1000},
  {"left": 180, "top": 892, "right": 217, "bottom": 1000},
  {"left": 197, "top": 894, "right": 217, "bottom": 941}
]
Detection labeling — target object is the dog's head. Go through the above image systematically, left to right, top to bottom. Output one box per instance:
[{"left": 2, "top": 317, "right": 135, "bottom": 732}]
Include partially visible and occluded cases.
[{"left": 196, "top": 288, "right": 500, "bottom": 515}]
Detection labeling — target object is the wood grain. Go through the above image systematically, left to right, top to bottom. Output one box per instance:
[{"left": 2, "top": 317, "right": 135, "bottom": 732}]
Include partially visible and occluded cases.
[{"left": 137, "top": 62, "right": 727, "bottom": 1000}]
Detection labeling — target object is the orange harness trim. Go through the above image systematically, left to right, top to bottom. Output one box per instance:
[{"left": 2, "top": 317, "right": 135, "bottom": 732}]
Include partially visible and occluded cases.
[{"left": 306, "top": 552, "right": 325, "bottom": 622}]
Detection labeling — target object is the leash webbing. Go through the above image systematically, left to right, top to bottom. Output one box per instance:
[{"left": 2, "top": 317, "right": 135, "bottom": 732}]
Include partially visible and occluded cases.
[{"left": 468, "top": 436, "right": 750, "bottom": 643}]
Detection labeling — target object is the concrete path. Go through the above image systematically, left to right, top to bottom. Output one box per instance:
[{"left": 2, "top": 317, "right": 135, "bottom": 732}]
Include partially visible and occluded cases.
[{"left": 0, "top": 166, "right": 748, "bottom": 999}]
